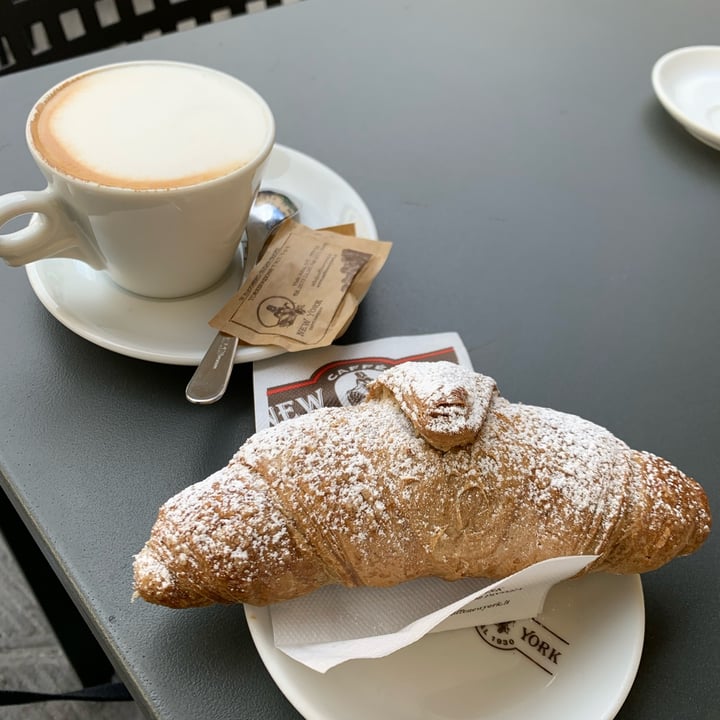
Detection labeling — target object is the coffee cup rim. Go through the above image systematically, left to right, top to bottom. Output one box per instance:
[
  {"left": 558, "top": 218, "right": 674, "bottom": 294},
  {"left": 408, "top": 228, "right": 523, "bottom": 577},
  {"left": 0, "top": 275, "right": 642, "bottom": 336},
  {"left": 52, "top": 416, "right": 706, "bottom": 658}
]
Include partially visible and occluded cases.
[{"left": 25, "top": 59, "right": 276, "bottom": 194}]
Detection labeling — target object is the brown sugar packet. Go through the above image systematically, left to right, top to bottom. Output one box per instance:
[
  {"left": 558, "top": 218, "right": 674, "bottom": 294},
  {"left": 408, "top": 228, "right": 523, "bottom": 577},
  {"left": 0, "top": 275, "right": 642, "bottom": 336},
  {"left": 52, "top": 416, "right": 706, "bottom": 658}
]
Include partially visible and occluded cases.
[{"left": 210, "top": 220, "right": 392, "bottom": 351}]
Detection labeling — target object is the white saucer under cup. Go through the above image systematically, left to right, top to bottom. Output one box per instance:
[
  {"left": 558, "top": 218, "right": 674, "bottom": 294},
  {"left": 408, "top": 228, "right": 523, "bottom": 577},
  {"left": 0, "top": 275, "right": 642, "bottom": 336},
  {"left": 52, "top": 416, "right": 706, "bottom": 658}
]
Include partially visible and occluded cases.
[
  {"left": 652, "top": 45, "right": 720, "bottom": 151},
  {"left": 25, "top": 145, "right": 378, "bottom": 365}
]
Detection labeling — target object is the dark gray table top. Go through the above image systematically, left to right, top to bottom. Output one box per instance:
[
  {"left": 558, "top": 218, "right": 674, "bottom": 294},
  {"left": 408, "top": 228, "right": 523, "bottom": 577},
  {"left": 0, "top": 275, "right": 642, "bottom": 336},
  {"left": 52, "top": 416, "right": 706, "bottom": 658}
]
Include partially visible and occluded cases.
[{"left": 1, "top": 0, "right": 718, "bottom": 717}]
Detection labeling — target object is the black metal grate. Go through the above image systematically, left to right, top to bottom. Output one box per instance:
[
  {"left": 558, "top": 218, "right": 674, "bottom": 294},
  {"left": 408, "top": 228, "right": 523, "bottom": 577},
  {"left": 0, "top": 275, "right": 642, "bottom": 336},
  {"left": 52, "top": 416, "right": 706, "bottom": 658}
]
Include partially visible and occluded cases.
[{"left": 0, "top": 0, "right": 297, "bottom": 75}]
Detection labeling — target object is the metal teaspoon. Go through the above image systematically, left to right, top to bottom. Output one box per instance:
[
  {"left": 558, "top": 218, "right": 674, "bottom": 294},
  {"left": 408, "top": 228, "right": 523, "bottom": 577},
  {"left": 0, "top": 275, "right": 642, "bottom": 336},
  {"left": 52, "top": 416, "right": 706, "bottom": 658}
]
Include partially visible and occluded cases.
[{"left": 185, "top": 190, "right": 300, "bottom": 404}]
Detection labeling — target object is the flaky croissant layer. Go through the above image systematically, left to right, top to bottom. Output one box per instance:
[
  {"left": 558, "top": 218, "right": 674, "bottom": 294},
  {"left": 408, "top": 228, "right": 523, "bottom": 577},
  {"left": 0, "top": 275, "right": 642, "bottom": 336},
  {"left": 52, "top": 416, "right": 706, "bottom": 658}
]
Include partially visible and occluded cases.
[{"left": 133, "top": 362, "right": 711, "bottom": 608}]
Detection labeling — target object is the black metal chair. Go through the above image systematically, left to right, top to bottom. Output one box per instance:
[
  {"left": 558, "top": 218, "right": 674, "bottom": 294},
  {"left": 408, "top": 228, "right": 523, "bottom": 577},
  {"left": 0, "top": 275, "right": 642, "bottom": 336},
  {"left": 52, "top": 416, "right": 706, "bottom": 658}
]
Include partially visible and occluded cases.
[{"left": 0, "top": 0, "right": 297, "bottom": 75}]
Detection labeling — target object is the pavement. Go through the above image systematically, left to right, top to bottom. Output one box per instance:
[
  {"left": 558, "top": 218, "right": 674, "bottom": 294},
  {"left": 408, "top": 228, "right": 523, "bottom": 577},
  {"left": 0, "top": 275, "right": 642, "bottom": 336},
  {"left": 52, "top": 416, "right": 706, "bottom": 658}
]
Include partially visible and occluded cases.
[{"left": 0, "top": 529, "right": 144, "bottom": 719}]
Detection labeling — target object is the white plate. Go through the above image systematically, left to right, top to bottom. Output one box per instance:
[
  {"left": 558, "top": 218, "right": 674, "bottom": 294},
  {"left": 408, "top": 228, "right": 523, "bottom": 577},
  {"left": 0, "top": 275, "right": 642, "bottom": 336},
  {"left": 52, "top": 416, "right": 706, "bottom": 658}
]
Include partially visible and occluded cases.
[
  {"left": 652, "top": 45, "right": 720, "bottom": 151},
  {"left": 25, "top": 144, "right": 378, "bottom": 365},
  {"left": 246, "top": 573, "right": 644, "bottom": 720}
]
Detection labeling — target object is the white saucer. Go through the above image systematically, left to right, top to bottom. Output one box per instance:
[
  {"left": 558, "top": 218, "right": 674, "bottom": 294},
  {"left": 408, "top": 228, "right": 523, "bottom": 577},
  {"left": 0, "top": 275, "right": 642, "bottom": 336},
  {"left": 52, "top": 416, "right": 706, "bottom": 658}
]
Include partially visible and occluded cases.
[
  {"left": 652, "top": 45, "right": 720, "bottom": 151},
  {"left": 25, "top": 144, "right": 378, "bottom": 365},
  {"left": 246, "top": 573, "right": 644, "bottom": 720}
]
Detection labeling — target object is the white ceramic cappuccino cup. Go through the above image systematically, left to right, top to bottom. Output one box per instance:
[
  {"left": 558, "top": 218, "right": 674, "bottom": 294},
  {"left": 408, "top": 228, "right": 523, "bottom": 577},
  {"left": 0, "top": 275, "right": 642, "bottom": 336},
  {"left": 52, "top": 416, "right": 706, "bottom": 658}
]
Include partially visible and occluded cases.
[{"left": 0, "top": 61, "right": 275, "bottom": 298}]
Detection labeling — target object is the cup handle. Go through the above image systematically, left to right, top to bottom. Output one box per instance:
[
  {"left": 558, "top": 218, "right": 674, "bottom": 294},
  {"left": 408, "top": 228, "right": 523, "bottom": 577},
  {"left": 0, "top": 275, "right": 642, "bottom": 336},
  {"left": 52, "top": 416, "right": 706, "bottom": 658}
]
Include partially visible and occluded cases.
[{"left": 0, "top": 188, "right": 105, "bottom": 268}]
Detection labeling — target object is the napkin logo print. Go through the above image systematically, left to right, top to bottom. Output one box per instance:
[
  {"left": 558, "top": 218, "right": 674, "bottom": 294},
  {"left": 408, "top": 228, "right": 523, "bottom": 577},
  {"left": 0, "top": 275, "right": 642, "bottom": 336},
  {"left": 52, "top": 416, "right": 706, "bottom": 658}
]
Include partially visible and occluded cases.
[
  {"left": 257, "top": 296, "right": 306, "bottom": 328},
  {"left": 265, "top": 347, "right": 460, "bottom": 426},
  {"left": 335, "top": 369, "right": 379, "bottom": 407},
  {"left": 476, "top": 618, "right": 568, "bottom": 676}
]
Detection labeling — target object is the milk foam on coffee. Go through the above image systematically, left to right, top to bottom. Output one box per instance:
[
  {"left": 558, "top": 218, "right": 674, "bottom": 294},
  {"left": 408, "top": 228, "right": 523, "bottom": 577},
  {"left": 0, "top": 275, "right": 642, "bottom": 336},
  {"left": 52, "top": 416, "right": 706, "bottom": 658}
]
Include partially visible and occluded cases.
[{"left": 30, "top": 63, "right": 273, "bottom": 190}]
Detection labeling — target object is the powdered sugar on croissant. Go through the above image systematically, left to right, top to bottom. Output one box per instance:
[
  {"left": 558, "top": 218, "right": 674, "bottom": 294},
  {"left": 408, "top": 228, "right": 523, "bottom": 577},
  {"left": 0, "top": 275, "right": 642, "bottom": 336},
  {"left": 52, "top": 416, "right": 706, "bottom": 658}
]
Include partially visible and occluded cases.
[{"left": 133, "top": 362, "right": 711, "bottom": 608}]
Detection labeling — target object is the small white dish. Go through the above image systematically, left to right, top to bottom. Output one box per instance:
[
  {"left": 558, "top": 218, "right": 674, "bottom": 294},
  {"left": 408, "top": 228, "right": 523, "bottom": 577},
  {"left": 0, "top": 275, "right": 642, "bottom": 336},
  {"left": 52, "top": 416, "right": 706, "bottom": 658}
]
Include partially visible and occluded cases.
[
  {"left": 652, "top": 45, "right": 720, "bottom": 150},
  {"left": 25, "top": 144, "right": 378, "bottom": 365},
  {"left": 245, "top": 573, "right": 644, "bottom": 720}
]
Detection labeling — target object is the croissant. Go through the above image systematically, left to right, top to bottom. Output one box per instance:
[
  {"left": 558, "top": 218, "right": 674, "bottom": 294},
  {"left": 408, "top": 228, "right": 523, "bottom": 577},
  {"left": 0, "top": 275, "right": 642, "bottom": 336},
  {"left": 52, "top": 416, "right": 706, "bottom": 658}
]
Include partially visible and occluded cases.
[{"left": 133, "top": 362, "right": 711, "bottom": 608}]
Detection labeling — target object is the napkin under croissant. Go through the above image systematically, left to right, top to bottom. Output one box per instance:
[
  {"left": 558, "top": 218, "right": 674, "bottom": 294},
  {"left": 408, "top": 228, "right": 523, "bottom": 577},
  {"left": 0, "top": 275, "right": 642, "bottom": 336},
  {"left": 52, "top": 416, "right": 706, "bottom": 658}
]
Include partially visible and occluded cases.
[{"left": 133, "top": 362, "right": 711, "bottom": 608}]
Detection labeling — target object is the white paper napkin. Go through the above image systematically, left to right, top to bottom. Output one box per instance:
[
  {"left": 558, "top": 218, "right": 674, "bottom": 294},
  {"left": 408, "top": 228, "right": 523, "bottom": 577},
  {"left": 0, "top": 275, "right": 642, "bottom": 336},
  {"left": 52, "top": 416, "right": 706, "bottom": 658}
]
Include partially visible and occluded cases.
[
  {"left": 252, "top": 332, "right": 473, "bottom": 431},
  {"left": 265, "top": 555, "right": 596, "bottom": 672}
]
